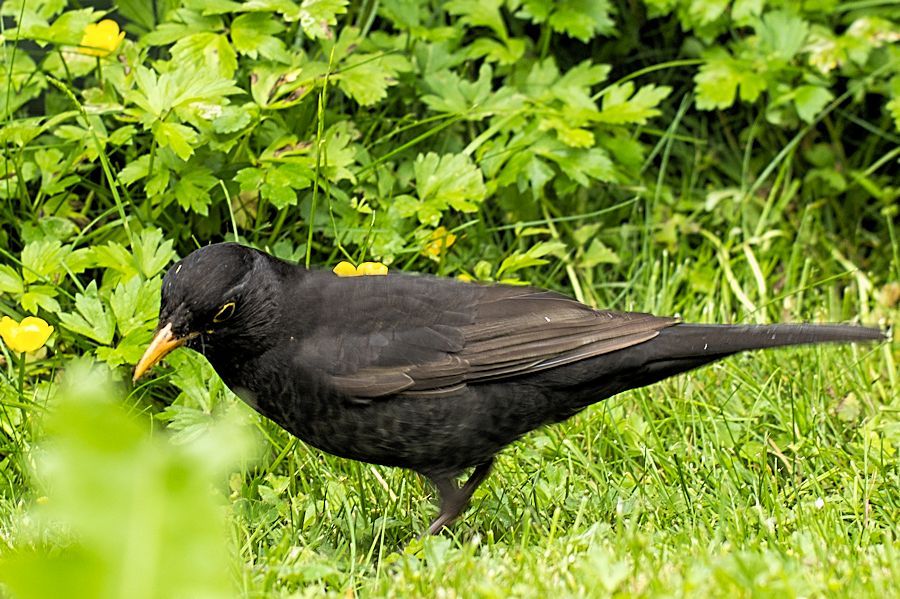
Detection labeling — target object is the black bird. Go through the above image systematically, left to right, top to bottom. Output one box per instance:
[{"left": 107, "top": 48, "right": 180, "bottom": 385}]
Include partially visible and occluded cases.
[{"left": 135, "top": 243, "right": 886, "bottom": 534}]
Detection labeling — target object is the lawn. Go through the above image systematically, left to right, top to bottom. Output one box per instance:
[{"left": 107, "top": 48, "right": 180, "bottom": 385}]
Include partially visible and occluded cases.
[{"left": 0, "top": 1, "right": 898, "bottom": 597}]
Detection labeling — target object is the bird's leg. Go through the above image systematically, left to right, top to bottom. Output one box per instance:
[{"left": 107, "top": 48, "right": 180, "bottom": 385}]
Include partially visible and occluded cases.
[{"left": 426, "top": 459, "right": 494, "bottom": 535}]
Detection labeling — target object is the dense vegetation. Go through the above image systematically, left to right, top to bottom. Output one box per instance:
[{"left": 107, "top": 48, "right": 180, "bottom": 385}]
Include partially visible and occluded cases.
[{"left": 0, "top": 0, "right": 898, "bottom": 596}]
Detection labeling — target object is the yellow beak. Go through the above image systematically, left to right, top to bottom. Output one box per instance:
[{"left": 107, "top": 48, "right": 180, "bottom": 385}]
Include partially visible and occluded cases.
[{"left": 133, "top": 322, "right": 190, "bottom": 382}]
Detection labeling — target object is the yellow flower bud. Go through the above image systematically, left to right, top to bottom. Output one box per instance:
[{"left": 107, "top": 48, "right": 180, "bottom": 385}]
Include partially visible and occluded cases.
[
  {"left": 79, "top": 19, "right": 125, "bottom": 57},
  {"left": 422, "top": 226, "right": 457, "bottom": 259},
  {"left": 333, "top": 261, "right": 361, "bottom": 277},
  {"left": 333, "top": 261, "right": 388, "bottom": 277},
  {"left": 356, "top": 262, "right": 388, "bottom": 276},
  {"left": 0, "top": 316, "right": 54, "bottom": 354}
]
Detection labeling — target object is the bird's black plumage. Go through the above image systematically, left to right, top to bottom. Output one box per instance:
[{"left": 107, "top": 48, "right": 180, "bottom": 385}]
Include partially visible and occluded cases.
[{"left": 137, "top": 243, "right": 887, "bottom": 534}]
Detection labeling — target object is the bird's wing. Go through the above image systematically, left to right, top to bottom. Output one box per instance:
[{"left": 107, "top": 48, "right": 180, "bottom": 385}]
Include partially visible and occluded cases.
[{"left": 293, "top": 272, "right": 677, "bottom": 399}]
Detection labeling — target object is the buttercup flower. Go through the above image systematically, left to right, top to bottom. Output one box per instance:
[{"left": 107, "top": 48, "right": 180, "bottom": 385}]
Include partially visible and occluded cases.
[
  {"left": 78, "top": 19, "right": 125, "bottom": 57},
  {"left": 422, "top": 226, "right": 457, "bottom": 259},
  {"left": 333, "top": 261, "right": 388, "bottom": 277},
  {"left": 0, "top": 316, "right": 54, "bottom": 353}
]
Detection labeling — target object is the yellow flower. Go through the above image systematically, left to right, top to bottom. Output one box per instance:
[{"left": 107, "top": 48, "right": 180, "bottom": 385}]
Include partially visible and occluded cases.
[
  {"left": 78, "top": 19, "right": 125, "bottom": 57},
  {"left": 422, "top": 226, "right": 457, "bottom": 259},
  {"left": 333, "top": 261, "right": 388, "bottom": 277},
  {"left": 357, "top": 262, "right": 388, "bottom": 276},
  {"left": 0, "top": 316, "right": 54, "bottom": 354}
]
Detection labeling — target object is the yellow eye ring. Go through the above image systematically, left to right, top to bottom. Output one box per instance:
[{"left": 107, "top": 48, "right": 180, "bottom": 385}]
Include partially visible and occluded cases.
[{"left": 213, "top": 302, "right": 236, "bottom": 323}]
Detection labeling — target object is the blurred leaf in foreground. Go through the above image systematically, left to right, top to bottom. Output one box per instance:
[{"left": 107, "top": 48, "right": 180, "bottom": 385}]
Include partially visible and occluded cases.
[{"left": 0, "top": 359, "right": 255, "bottom": 599}]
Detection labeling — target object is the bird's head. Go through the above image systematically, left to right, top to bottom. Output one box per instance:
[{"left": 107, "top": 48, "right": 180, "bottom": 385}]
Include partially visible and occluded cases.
[{"left": 133, "top": 242, "right": 282, "bottom": 382}]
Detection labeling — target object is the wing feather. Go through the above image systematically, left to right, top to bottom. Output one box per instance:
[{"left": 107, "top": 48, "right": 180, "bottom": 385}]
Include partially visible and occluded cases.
[{"left": 295, "top": 272, "right": 677, "bottom": 399}]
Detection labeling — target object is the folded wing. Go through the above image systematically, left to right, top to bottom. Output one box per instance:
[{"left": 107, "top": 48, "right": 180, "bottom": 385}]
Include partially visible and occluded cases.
[{"left": 295, "top": 273, "right": 678, "bottom": 399}]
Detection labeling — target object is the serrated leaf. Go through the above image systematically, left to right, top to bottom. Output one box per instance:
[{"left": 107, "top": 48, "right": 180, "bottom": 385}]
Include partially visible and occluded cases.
[
  {"left": 297, "top": 0, "right": 349, "bottom": 38},
  {"left": 446, "top": 0, "right": 507, "bottom": 39},
  {"left": 518, "top": 0, "right": 616, "bottom": 42},
  {"left": 757, "top": 10, "right": 809, "bottom": 61},
  {"left": 231, "top": 13, "right": 289, "bottom": 62},
  {"left": 170, "top": 32, "right": 238, "bottom": 79},
  {"left": 695, "top": 52, "right": 766, "bottom": 110},
  {"left": 337, "top": 54, "right": 402, "bottom": 106},
  {"left": 422, "top": 66, "right": 491, "bottom": 115},
  {"left": 596, "top": 83, "right": 671, "bottom": 125},
  {"left": 888, "top": 96, "right": 900, "bottom": 132},
  {"left": 153, "top": 122, "right": 198, "bottom": 161},
  {"left": 535, "top": 140, "right": 616, "bottom": 186},
  {"left": 413, "top": 152, "right": 487, "bottom": 224},
  {"left": 119, "top": 155, "right": 151, "bottom": 186},
  {"left": 261, "top": 166, "right": 299, "bottom": 208},
  {"left": 173, "top": 168, "right": 218, "bottom": 215},
  {"left": 133, "top": 229, "right": 177, "bottom": 279},
  {"left": 21, "top": 239, "right": 70, "bottom": 284},
  {"left": 89, "top": 242, "right": 138, "bottom": 279},
  {"left": 0, "top": 265, "right": 24, "bottom": 294},
  {"left": 110, "top": 276, "right": 162, "bottom": 337},
  {"left": 58, "top": 281, "right": 116, "bottom": 345},
  {"left": 20, "top": 287, "right": 61, "bottom": 315},
  {"left": 95, "top": 328, "right": 155, "bottom": 367},
  {"left": 165, "top": 350, "right": 225, "bottom": 413}
]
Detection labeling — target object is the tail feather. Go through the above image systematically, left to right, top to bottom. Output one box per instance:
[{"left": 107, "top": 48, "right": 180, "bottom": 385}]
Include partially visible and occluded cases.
[
  {"left": 560, "top": 322, "right": 885, "bottom": 406},
  {"left": 653, "top": 323, "right": 886, "bottom": 360}
]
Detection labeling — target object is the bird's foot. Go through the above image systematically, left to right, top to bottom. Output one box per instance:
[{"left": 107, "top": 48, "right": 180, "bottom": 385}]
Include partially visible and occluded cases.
[{"left": 423, "top": 460, "right": 493, "bottom": 536}]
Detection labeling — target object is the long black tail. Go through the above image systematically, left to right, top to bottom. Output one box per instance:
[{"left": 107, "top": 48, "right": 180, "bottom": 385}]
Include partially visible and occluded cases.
[
  {"left": 605, "top": 323, "right": 886, "bottom": 394},
  {"left": 652, "top": 323, "right": 886, "bottom": 359}
]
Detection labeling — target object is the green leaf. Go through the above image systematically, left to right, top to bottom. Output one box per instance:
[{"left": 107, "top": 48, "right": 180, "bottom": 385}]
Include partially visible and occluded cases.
[
  {"left": 296, "top": 0, "right": 349, "bottom": 38},
  {"left": 446, "top": 0, "right": 508, "bottom": 39},
  {"left": 517, "top": 0, "right": 616, "bottom": 42},
  {"left": 757, "top": 10, "right": 809, "bottom": 61},
  {"left": 231, "top": 13, "right": 289, "bottom": 62},
  {"left": 170, "top": 32, "right": 239, "bottom": 80},
  {"left": 695, "top": 52, "right": 766, "bottom": 110},
  {"left": 337, "top": 54, "right": 404, "bottom": 106},
  {"left": 596, "top": 83, "right": 672, "bottom": 125},
  {"left": 794, "top": 85, "right": 833, "bottom": 123},
  {"left": 888, "top": 96, "right": 900, "bottom": 132},
  {"left": 212, "top": 105, "right": 253, "bottom": 134},
  {"left": 153, "top": 122, "right": 199, "bottom": 161},
  {"left": 534, "top": 139, "right": 616, "bottom": 186},
  {"left": 413, "top": 152, "right": 487, "bottom": 224},
  {"left": 259, "top": 164, "right": 311, "bottom": 209},
  {"left": 235, "top": 167, "right": 264, "bottom": 191},
  {"left": 173, "top": 168, "right": 218, "bottom": 215},
  {"left": 133, "top": 229, "right": 177, "bottom": 278},
  {"left": 21, "top": 239, "right": 70, "bottom": 284},
  {"left": 580, "top": 239, "right": 621, "bottom": 268},
  {"left": 498, "top": 240, "right": 567, "bottom": 276},
  {"left": 90, "top": 242, "right": 138, "bottom": 279},
  {"left": 0, "top": 265, "right": 24, "bottom": 294},
  {"left": 110, "top": 276, "right": 162, "bottom": 337},
  {"left": 58, "top": 281, "right": 116, "bottom": 345},
  {"left": 21, "top": 287, "right": 61, "bottom": 314},
  {"left": 96, "top": 328, "right": 156, "bottom": 367}
]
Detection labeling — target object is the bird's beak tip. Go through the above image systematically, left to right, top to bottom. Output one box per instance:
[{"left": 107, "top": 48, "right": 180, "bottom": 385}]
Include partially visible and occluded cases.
[{"left": 133, "top": 322, "right": 185, "bottom": 383}]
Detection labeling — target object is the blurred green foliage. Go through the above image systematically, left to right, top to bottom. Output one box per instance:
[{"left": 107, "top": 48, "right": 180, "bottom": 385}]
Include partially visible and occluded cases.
[{"left": 0, "top": 359, "right": 256, "bottom": 599}]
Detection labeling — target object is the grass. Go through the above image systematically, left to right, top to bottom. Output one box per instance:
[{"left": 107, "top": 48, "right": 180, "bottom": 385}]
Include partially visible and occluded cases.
[
  {"left": 1, "top": 5, "right": 898, "bottom": 596},
  {"left": 3, "top": 104, "right": 898, "bottom": 597},
  {"left": 2, "top": 117, "right": 897, "bottom": 596}
]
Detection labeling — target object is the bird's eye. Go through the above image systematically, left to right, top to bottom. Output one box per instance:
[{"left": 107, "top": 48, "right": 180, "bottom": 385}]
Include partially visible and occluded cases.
[{"left": 213, "top": 302, "right": 236, "bottom": 323}]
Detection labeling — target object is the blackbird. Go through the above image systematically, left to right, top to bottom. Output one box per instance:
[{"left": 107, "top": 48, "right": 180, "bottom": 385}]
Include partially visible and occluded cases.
[{"left": 134, "top": 243, "right": 886, "bottom": 534}]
